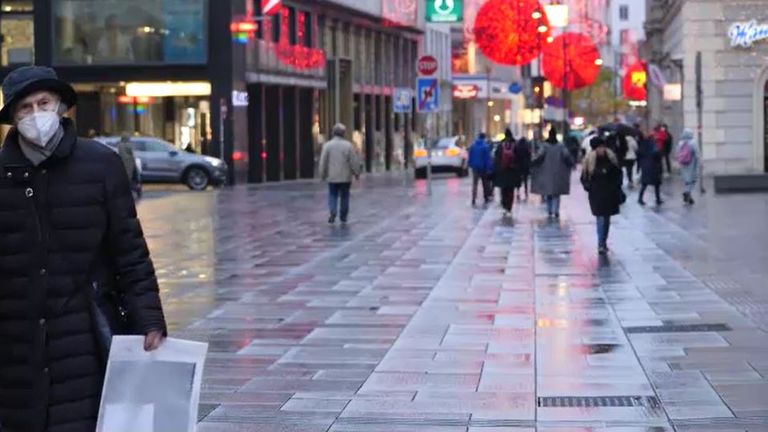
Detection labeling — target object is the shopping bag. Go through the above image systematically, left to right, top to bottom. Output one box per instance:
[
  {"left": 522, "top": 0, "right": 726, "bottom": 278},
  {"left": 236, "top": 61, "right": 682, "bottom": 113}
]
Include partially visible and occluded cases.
[{"left": 96, "top": 336, "right": 209, "bottom": 432}]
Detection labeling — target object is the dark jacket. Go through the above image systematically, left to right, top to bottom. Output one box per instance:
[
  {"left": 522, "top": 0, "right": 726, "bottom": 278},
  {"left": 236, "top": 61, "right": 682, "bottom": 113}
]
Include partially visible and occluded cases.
[
  {"left": 0, "top": 119, "right": 166, "bottom": 432},
  {"left": 468, "top": 137, "right": 493, "bottom": 173},
  {"left": 637, "top": 137, "right": 663, "bottom": 186},
  {"left": 516, "top": 139, "right": 532, "bottom": 176},
  {"left": 493, "top": 140, "right": 522, "bottom": 189},
  {"left": 582, "top": 153, "right": 624, "bottom": 216}
]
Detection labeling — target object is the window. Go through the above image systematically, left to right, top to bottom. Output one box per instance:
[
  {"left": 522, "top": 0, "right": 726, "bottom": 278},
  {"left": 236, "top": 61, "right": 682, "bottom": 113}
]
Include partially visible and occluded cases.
[
  {"left": 0, "top": 0, "right": 34, "bottom": 66},
  {"left": 52, "top": 0, "right": 208, "bottom": 65},
  {"left": 619, "top": 5, "right": 629, "bottom": 21},
  {"left": 130, "top": 139, "right": 147, "bottom": 152},
  {"left": 143, "top": 139, "right": 172, "bottom": 152}
]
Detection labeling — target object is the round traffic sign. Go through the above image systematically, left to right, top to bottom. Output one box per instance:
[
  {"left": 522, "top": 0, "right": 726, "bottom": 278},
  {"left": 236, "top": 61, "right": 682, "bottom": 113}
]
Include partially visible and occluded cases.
[{"left": 417, "top": 55, "right": 439, "bottom": 76}]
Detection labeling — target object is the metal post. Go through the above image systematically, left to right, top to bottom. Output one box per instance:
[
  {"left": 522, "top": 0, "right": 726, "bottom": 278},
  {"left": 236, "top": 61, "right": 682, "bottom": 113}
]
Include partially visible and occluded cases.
[
  {"left": 563, "top": 34, "right": 568, "bottom": 137},
  {"left": 695, "top": 51, "right": 706, "bottom": 194},
  {"left": 486, "top": 66, "right": 492, "bottom": 136},
  {"left": 426, "top": 114, "right": 432, "bottom": 196}
]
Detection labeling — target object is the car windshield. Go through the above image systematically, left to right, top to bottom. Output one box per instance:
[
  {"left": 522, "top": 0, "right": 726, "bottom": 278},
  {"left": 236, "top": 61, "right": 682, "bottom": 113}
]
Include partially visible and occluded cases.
[{"left": 435, "top": 138, "right": 456, "bottom": 149}]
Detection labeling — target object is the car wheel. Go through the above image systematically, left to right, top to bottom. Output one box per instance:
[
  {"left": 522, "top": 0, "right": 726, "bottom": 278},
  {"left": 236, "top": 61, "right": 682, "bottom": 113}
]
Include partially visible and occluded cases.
[
  {"left": 185, "top": 167, "right": 210, "bottom": 191},
  {"left": 415, "top": 168, "right": 427, "bottom": 179}
]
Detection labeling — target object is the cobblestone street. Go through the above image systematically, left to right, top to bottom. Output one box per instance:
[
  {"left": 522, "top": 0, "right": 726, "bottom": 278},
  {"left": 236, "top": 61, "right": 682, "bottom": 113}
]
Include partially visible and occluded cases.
[{"left": 137, "top": 175, "right": 768, "bottom": 431}]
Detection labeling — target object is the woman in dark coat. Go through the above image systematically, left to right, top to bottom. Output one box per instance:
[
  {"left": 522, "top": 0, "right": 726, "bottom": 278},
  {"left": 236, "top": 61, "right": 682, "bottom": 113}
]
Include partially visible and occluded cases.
[
  {"left": 0, "top": 66, "right": 166, "bottom": 432},
  {"left": 493, "top": 129, "right": 522, "bottom": 216},
  {"left": 636, "top": 131, "right": 664, "bottom": 206},
  {"left": 515, "top": 137, "right": 532, "bottom": 200},
  {"left": 581, "top": 137, "right": 624, "bottom": 255}
]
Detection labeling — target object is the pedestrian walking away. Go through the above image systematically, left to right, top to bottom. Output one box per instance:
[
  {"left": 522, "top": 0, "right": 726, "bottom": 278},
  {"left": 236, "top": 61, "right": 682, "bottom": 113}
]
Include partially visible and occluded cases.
[
  {"left": 0, "top": 66, "right": 167, "bottom": 432},
  {"left": 320, "top": 123, "right": 362, "bottom": 224},
  {"left": 654, "top": 124, "right": 673, "bottom": 175},
  {"left": 624, "top": 126, "right": 640, "bottom": 188},
  {"left": 531, "top": 128, "right": 574, "bottom": 218},
  {"left": 677, "top": 128, "right": 700, "bottom": 205},
  {"left": 493, "top": 129, "right": 522, "bottom": 217},
  {"left": 637, "top": 129, "right": 664, "bottom": 206},
  {"left": 467, "top": 132, "right": 493, "bottom": 206},
  {"left": 117, "top": 133, "right": 142, "bottom": 199},
  {"left": 581, "top": 136, "right": 625, "bottom": 255},
  {"left": 515, "top": 137, "right": 532, "bottom": 200}
]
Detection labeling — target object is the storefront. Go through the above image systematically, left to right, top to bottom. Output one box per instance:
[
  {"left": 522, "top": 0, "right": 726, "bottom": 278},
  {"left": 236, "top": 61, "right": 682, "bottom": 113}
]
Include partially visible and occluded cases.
[
  {"left": 0, "top": 0, "right": 234, "bottom": 179},
  {"left": 645, "top": 0, "right": 768, "bottom": 174},
  {"left": 452, "top": 74, "right": 525, "bottom": 141}
]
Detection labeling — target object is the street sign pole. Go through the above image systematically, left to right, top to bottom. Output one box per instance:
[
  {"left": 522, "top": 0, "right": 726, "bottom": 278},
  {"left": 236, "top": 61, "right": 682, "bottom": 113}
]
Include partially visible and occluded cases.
[
  {"left": 695, "top": 51, "right": 706, "bottom": 195},
  {"left": 417, "top": 56, "right": 440, "bottom": 196}
]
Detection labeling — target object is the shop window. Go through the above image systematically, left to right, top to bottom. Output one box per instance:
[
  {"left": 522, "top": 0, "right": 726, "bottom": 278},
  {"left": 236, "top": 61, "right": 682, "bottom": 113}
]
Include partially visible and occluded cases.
[
  {"left": 1, "top": 0, "right": 34, "bottom": 66},
  {"left": 52, "top": 0, "right": 208, "bottom": 65},
  {"left": 287, "top": 7, "right": 296, "bottom": 45}
]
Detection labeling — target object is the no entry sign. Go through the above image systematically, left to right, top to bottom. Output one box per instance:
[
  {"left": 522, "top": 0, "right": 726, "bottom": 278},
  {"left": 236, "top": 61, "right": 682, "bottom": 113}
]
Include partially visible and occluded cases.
[{"left": 417, "top": 55, "right": 439, "bottom": 76}]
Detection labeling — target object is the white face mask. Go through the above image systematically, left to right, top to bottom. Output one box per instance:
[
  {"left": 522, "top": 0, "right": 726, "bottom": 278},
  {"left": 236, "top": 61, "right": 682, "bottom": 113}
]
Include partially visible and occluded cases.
[{"left": 17, "top": 107, "right": 61, "bottom": 147}]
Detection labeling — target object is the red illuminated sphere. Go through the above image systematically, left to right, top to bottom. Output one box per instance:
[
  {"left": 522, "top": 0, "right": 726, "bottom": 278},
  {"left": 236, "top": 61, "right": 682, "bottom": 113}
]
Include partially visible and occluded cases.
[
  {"left": 473, "top": 0, "right": 550, "bottom": 66},
  {"left": 542, "top": 32, "right": 601, "bottom": 91}
]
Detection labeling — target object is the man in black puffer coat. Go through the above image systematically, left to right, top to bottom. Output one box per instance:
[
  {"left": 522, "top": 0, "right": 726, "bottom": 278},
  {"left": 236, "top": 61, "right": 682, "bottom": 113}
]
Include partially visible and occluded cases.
[{"left": 0, "top": 66, "right": 167, "bottom": 432}]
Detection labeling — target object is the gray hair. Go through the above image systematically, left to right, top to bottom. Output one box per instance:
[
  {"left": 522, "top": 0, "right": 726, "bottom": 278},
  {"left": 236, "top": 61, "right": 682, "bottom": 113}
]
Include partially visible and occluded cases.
[{"left": 331, "top": 123, "right": 347, "bottom": 138}]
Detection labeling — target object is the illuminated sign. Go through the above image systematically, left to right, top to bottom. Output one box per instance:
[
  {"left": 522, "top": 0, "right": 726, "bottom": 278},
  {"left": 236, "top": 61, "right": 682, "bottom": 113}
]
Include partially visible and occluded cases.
[
  {"left": 261, "top": 0, "right": 282, "bottom": 16},
  {"left": 426, "top": 0, "right": 463, "bottom": 23},
  {"left": 729, "top": 20, "right": 768, "bottom": 48},
  {"left": 453, "top": 84, "right": 478, "bottom": 99}
]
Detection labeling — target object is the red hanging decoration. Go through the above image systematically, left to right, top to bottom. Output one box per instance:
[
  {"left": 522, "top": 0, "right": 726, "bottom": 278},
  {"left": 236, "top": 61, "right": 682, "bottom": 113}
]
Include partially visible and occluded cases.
[
  {"left": 473, "top": 0, "right": 550, "bottom": 66},
  {"left": 542, "top": 32, "right": 601, "bottom": 91},
  {"left": 622, "top": 61, "right": 648, "bottom": 101}
]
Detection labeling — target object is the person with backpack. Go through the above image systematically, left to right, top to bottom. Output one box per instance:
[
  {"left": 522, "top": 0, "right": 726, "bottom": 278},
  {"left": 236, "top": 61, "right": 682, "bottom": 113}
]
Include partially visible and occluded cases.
[
  {"left": 531, "top": 128, "right": 574, "bottom": 218},
  {"left": 677, "top": 128, "right": 700, "bottom": 205},
  {"left": 493, "top": 129, "right": 521, "bottom": 216},
  {"left": 637, "top": 129, "right": 664, "bottom": 206},
  {"left": 468, "top": 132, "right": 493, "bottom": 207},
  {"left": 581, "top": 136, "right": 624, "bottom": 255},
  {"left": 516, "top": 137, "right": 532, "bottom": 200}
]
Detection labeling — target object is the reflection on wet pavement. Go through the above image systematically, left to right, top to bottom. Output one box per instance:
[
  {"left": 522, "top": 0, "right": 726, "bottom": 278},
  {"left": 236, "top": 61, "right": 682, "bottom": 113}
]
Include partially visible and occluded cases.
[{"left": 136, "top": 175, "right": 768, "bottom": 431}]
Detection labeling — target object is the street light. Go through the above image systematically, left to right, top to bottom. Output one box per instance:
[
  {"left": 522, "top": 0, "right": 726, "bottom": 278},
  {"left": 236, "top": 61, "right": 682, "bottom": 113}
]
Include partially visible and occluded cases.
[{"left": 544, "top": 2, "right": 569, "bottom": 138}]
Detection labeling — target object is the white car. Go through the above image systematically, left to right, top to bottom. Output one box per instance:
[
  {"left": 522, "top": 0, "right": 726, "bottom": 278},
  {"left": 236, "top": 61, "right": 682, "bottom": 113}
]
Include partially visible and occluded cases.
[{"left": 414, "top": 136, "right": 469, "bottom": 179}]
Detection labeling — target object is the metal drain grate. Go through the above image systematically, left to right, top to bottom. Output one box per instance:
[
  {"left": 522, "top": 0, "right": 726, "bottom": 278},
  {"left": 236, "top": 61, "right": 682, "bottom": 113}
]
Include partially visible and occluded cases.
[
  {"left": 624, "top": 323, "right": 731, "bottom": 334},
  {"left": 537, "top": 396, "right": 660, "bottom": 408},
  {"left": 197, "top": 404, "right": 219, "bottom": 422}
]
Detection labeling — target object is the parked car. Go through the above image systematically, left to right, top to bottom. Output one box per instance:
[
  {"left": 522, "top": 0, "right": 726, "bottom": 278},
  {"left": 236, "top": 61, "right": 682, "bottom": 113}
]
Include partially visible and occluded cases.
[
  {"left": 96, "top": 136, "right": 228, "bottom": 190},
  {"left": 413, "top": 136, "right": 469, "bottom": 179}
]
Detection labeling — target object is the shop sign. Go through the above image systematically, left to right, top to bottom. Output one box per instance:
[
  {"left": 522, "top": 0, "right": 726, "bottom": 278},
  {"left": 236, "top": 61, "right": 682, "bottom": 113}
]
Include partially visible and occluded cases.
[
  {"left": 261, "top": 0, "right": 282, "bottom": 16},
  {"left": 426, "top": 0, "right": 463, "bottom": 23},
  {"left": 729, "top": 20, "right": 768, "bottom": 48},
  {"left": 453, "top": 84, "right": 478, "bottom": 99},
  {"left": 663, "top": 84, "right": 682, "bottom": 101},
  {"left": 232, "top": 90, "right": 249, "bottom": 107}
]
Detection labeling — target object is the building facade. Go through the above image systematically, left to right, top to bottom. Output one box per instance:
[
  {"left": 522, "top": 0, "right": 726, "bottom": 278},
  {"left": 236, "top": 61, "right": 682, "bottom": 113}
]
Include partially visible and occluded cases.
[
  {"left": 0, "top": 0, "right": 425, "bottom": 184},
  {"left": 645, "top": 0, "right": 768, "bottom": 174}
]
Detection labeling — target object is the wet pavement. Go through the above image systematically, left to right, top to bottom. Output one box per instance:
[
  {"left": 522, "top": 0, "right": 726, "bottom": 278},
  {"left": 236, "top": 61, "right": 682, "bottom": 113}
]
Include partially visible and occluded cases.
[{"left": 136, "top": 173, "right": 768, "bottom": 431}]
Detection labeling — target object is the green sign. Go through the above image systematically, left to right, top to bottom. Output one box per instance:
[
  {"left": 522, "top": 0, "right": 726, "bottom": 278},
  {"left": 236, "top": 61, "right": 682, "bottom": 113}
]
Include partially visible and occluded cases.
[{"left": 426, "top": 0, "right": 463, "bottom": 23}]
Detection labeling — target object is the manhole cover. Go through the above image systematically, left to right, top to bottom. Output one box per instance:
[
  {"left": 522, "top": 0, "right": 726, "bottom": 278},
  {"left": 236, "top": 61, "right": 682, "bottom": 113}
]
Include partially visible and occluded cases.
[
  {"left": 624, "top": 323, "right": 731, "bottom": 334},
  {"left": 537, "top": 396, "right": 660, "bottom": 408}
]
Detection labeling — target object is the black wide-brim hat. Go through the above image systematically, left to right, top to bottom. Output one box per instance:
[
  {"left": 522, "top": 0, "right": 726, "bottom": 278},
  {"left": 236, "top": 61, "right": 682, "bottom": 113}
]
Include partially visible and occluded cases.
[{"left": 0, "top": 66, "right": 77, "bottom": 124}]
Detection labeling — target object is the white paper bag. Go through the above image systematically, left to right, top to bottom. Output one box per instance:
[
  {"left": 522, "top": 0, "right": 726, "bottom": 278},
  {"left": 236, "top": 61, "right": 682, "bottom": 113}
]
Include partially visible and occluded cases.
[{"left": 96, "top": 336, "right": 208, "bottom": 432}]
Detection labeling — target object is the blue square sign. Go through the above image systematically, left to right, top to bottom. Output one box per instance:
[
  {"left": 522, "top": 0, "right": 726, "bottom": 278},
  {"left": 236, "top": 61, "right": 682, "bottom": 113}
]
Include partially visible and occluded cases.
[
  {"left": 416, "top": 78, "right": 440, "bottom": 113},
  {"left": 393, "top": 87, "right": 413, "bottom": 113}
]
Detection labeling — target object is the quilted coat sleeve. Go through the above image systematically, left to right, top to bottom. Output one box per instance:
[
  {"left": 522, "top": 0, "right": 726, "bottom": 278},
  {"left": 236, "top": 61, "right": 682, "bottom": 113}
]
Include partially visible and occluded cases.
[{"left": 103, "top": 152, "right": 167, "bottom": 335}]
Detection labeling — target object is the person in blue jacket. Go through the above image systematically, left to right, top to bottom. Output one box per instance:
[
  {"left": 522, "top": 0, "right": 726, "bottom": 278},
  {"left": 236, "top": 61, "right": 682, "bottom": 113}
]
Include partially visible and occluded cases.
[{"left": 468, "top": 132, "right": 493, "bottom": 206}]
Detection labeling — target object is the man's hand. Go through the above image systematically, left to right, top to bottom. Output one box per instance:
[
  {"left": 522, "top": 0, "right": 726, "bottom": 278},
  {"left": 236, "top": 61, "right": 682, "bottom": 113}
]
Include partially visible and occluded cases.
[{"left": 144, "top": 330, "right": 165, "bottom": 352}]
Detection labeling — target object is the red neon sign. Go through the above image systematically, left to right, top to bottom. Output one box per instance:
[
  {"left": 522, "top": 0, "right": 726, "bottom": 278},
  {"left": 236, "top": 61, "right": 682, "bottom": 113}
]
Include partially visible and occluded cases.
[
  {"left": 261, "top": 0, "right": 281, "bottom": 16},
  {"left": 453, "top": 84, "right": 479, "bottom": 99}
]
